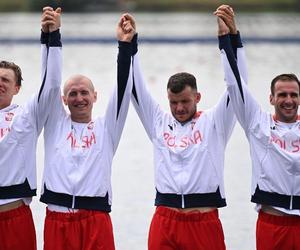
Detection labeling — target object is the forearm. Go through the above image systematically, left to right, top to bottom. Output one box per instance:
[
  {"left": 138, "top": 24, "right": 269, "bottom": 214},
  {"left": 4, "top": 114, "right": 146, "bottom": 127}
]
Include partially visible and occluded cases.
[
  {"left": 229, "top": 32, "right": 248, "bottom": 84},
  {"left": 219, "top": 34, "right": 259, "bottom": 131}
]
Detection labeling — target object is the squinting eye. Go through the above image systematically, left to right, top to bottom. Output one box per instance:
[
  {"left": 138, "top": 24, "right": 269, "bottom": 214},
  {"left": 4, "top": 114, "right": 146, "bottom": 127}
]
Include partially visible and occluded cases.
[{"left": 69, "top": 92, "right": 77, "bottom": 97}]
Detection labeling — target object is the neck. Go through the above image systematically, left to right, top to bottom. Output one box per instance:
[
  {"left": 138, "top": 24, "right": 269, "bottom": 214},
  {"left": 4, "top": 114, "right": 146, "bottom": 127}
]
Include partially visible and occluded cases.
[
  {"left": 0, "top": 102, "right": 11, "bottom": 110},
  {"left": 71, "top": 115, "right": 91, "bottom": 123}
]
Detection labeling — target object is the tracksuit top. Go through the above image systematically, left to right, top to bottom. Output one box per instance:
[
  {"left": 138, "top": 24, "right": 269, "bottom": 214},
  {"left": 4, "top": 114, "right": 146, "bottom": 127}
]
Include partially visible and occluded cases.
[
  {"left": 0, "top": 31, "right": 61, "bottom": 205},
  {"left": 39, "top": 31, "right": 133, "bottom": 212},
  {"left": 130, "top": 33, "right": 247, "bottom": 208},
  {"left": 220, "top": 33, "right": 300, "bottom": 215}
]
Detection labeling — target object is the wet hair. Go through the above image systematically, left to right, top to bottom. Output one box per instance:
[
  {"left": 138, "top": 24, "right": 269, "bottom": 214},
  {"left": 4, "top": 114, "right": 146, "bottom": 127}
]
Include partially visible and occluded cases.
[
  {"left": 0, "top": 61, "right": 23, "bottom": 86},
  {"left": 167, "top": 72, "right": 197, "bottom": 94},
  {"left": 270, "top": 73, "right": 300, "bottom": 95}
]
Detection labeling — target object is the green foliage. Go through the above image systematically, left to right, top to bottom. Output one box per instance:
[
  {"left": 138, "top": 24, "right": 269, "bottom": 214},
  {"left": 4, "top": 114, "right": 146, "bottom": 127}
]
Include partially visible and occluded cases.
[
  {"left": 0, "top": 0, "right": 299, "bottom": 12},
  {"left": 0, "top": 0, "right": 27, "bottom": 11},
  {"left": 28, "top": 0, "right": 86, "bottom": 12}
]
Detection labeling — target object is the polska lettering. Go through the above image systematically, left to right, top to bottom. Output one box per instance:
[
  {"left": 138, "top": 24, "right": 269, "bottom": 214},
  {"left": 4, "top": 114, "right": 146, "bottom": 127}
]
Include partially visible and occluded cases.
[
  {"left": 0, "top": 127, "right": 11, "bottom": 139},
  {"left": 163, "top": 130, "right": 202, "bottom": 148},
  {"left": 67, "top": 131, "right": 96, "bottom": 148},
  {"left": 270, "top": 135, "right": 300, "bottom": 153}
]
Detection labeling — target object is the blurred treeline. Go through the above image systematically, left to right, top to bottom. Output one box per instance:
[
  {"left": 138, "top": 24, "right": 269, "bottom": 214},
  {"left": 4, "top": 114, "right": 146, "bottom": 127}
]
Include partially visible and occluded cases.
[{"left": 0, "top": 0, "right": 299, "bottom": 12}]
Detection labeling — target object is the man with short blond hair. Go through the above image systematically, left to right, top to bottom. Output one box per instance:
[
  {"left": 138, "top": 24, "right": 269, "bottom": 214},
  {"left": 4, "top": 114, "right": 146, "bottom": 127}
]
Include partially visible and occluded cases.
[{"left": 0, "top": 8, "right": 61, "bottom": 249}]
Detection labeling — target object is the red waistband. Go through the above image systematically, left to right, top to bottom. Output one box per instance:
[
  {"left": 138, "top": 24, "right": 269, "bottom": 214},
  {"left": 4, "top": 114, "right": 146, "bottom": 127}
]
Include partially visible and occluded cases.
[
  {"left": 0, "top": 204, "right": 30, "bottom": 220},
  {"left": 155, "top": 206, "right": 219, "bottom": 221},
  {"left": 46, "top": 207, "right": 109, "bottom": 222},
  {"left": 259, "top": 210, "right": 300, "bottom": 226}
]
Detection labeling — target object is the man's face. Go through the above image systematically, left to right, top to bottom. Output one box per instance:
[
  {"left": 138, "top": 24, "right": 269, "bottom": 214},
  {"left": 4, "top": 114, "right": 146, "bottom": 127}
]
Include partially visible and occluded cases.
[
  {"left": 0, "top": 68, "right": 20, "bottom": 109},
  {"left": 63, "top": 76, "right": 97, "bottom": 123},
  {"left": 270, "top": 80, "right": 300, "bottom": 123},
  {"left": 168, "top": 85, "right": 201, "bottom": 123}
]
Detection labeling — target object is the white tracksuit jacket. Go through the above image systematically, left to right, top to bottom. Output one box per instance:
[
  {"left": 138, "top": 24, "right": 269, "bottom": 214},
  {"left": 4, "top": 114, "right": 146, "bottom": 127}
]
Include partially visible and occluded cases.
[
  {"left": 0, "top": 30, "right": 61, "bottom": 205},
  {"left": 39, "top": 32, "right": 133, "bottom": 212},
  {"left": 130, "top": 33, "right": 247, "bottom": 208},
  {"left": 220, "top": 33, "right": 300, "bottom": 215}
]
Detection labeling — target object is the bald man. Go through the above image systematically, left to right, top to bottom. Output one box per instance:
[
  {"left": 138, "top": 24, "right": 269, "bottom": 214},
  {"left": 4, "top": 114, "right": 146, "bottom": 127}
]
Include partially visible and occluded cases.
[{"left": 39, "top": 9, "right": 135, "bottom": 250}]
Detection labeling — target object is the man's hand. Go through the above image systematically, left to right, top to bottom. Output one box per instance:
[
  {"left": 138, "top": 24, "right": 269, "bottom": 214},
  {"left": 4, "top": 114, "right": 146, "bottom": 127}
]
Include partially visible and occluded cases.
[
  {"left": 214, "top": 5, "right": 237, "bottom": 35},
  {"left": 41, "top": 6, "right": 61, "bottom": 33},
  {"left": 117, "top": 13, "right": 136, "bottom": 42},
  {"left": 216, "top": 16, "right": 230, "bottom": 36}
]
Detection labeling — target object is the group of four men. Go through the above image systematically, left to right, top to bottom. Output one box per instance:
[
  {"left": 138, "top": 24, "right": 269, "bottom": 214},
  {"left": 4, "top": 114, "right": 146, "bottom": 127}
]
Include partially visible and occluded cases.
[{"left": 0, "top": 4, "right": 299, "bottom": 250}]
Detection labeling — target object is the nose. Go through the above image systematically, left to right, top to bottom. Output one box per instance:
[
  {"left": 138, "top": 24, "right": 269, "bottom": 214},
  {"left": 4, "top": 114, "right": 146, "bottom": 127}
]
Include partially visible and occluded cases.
[
  {"left": 76, "top": 93, "right": 84, "bottom": 102},
  {"left": 285, "top": 94, "right": 294, "bottom": 104},
  {"left": 176, "top": 102, "right": 184, "bottom": 112}
]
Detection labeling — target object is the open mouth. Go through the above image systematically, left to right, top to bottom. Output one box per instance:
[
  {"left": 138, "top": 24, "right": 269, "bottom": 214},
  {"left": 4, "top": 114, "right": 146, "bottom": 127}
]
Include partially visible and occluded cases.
[{"left": 74, "top": 103, "right": 87, "bottom": 108}]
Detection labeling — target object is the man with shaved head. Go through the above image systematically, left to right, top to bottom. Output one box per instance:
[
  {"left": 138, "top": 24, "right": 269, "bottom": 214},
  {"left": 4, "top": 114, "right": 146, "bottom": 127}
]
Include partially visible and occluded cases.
[
  {"left": 39, "top": 8, "right": 135, "bottom": 250},
  {"left": 62, "top": 75, "right": 97, "bottom": 123}
]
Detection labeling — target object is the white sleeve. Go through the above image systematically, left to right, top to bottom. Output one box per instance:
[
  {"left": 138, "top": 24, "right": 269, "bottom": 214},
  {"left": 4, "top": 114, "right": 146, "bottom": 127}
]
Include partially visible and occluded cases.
[
  {"left": 23, "top": 30, "right": 63, "bottom": 135},
  {"left": 38, "top": 30, "right": 64, "bottom": 135},
  {"left": 229, "top": 32, "right": 248, "bottom": 85},
  {"left": 219, "top": 34, "right": 261, "bottom": 133},
  {"left": 104, "top": 41, "right": 133, "bottom": 153},
  {"left": 131, "top": 52, "right": 162, "bottom": 141},
  {"left": 210, "top": 90, "right": 236, "bottom": 145}
]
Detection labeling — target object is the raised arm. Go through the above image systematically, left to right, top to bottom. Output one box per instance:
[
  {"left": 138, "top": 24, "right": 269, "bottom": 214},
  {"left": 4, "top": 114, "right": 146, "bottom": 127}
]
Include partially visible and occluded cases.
[
  {"left": 215, "top": 4, "right": 247, "bottom": 84},
  {"left": 35, "top": 7, "right": 63, "bottom": 133},
  {"left": 216, "top": 7, "right": 261, "bottom": 132},
  {"left": 105, "top": 13, "right": 135, "bottom": 153},
  {"left": 129, "top": 18, "right": 162, "bottom": 141}
]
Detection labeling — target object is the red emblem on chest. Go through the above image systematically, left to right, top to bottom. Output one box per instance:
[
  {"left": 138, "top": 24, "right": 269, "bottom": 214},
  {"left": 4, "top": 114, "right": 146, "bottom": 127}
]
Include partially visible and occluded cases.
[{"left": 5, "top": 112, "right": 14, "bottom": 121}]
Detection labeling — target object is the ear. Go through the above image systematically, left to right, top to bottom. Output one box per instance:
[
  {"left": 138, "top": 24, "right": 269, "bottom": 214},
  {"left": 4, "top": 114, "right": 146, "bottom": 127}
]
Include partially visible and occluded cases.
[
  {"left": 14, "top": 85, "right": 21, "bottom": 95},
  {"left": 93, "top": 91, "right": 98, "bottom": 103},
  {"left": 196, "top": 92, "right": 201, "bottom": 104},
  {"left": 269, "top": 94, "right": 275, "bottom": 106},
  {"left": 62, "top": 96, "right": 68, "bottom": 105}
]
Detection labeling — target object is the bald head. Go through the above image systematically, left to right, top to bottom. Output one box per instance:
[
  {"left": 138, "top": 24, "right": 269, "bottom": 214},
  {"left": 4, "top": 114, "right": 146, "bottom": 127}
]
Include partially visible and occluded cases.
[
  {"left": 62, "top": 74, "right": 97, "bottom": 123},
  {"left": 63, "top": 74, "right": 95, "bottom": 96}
]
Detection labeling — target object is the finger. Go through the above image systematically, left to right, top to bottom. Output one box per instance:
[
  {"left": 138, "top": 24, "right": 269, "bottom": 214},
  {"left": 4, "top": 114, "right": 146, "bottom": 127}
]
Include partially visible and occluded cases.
[
  {"left": 216, "top": 4, "right": 230, "bottom": 12},
  {"left": 43, "top": 6, "right": 53, "bottom": 12},
  {"left": 55, "top": 7, "right": 62, "bottom": 14},
  {"left": 223, "top": 7, "right": 234, "bottom": 17},
  {"left": 42, "top": 10, "right": 55, "bottom": 19},
  {"left": 215, "top": 10, "right": 232, "bottom": 21},
  {"left": 42, "top": 13, "right": 55, "bottom": 22},
  {"left": 123, "top": 13, "right": 133, "bottom": 22},
  {"left": 123, "top": 13, "right": 136, "bottom": 28},
  {"left": 118, "top": 16, "right": 126, "bottom": 27},
  {"left": 42, "top": 20, "right": 55, "bottom": 26},
  {"left": 123, "top": 23, "right": 133, "bottom": 33}
]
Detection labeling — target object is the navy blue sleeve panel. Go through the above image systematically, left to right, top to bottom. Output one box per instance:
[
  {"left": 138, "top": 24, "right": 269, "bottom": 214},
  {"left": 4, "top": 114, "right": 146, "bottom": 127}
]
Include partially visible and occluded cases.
[
  {"left": 38, "top": 29, "right": 62, "bottom": 102},
  {"left": 49, "top": 29, "right": 62, "bottom": 47},
  {"left": 40, "top": 30, "right": 49, "bottom": 45},
  {"left": 230, "top": 31, "right": 243, "bottom": 59},
  {"left": 132, "top": 33, "right": 138, "bottom": 56},
  {"left": 130, "top": 34, "right": 139, "bottom": 104},
  {"left": 219, "top": 34, "right": 245, "bottom": 103},
  {"left": 117, "top": 41, "right": 132, "bottom": 119},
  {"left": 132, "top": 73, "right": 138, "bottom": 105}
]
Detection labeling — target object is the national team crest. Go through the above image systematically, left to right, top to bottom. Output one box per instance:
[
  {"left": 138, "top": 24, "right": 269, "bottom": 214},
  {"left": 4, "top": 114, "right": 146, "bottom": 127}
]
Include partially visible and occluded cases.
[
  {"left": 5, "top": 112, "right": 14, "bottom": 121},
  {"left": 87, "top": 121, "right": 94, "bottom": 130}
]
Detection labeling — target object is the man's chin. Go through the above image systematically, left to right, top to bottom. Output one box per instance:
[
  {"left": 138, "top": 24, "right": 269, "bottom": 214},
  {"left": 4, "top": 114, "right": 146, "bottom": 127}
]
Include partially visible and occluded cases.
[{"left": 175, "top": 115, "right": 192, "bottom": 123}]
